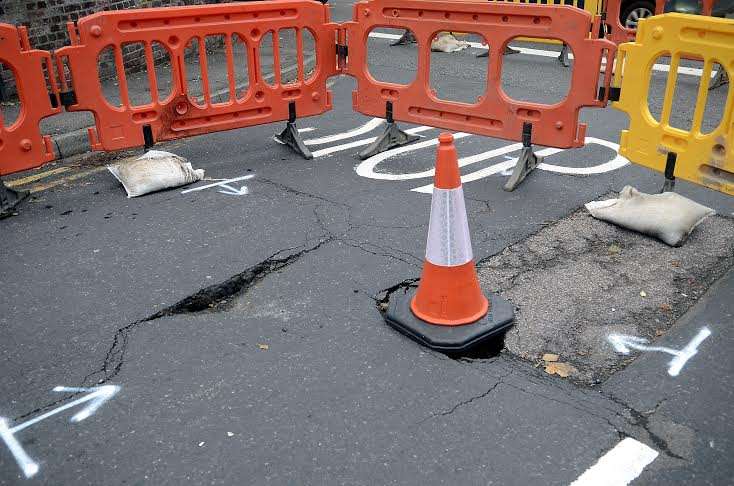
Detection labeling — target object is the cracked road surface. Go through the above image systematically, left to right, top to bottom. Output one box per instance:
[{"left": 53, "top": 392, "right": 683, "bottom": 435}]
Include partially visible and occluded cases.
[{"left": 2, "top": 2, "right": 734, "bottom": 483}]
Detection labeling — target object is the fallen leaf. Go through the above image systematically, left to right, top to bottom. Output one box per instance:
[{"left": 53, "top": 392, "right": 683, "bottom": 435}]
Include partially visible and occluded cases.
[
  {"left": 608, "top": 244, "right": 621, "bottom": 254},
  {"left": 671, "top": 260, "right": 681, "bottom": 267},
  {"left": 640, "top": 290, "right": 647, "bottom": 298},
  {"left": 659, "top": 303, "right": 671, "bottom": 312},
  {"left": 655, "top": 329, "right": 664, "bottom": 336},
  {"left": 257, "top": 344, "right": 269, "bottom": 350},
  {"left": 542, "top": 353, "right": 559, "bottom": 362},
  {"left": 544, "top": 362, "right": 577, "bottom": 378}
]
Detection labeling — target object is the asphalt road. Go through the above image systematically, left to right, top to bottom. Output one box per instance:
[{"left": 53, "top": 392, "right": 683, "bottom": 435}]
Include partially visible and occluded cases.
[{"left": 1, "top": 1, "right": 733, "bottom": 484}]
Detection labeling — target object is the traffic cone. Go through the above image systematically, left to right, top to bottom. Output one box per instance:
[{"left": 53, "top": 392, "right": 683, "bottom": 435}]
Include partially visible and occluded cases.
[{"left": 384, "top": 133, "right": 514, "bottom": 352}]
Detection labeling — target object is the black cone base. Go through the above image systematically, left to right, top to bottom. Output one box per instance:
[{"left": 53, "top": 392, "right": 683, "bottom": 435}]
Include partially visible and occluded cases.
[{"left": 384, "top": 287, "right": 514, "bottom": 352}]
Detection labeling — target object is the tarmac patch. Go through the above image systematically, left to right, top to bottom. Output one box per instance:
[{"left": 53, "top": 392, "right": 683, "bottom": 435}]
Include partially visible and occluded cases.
[{"left": 476, "top": 209, "right": 734, "bottom": 384}]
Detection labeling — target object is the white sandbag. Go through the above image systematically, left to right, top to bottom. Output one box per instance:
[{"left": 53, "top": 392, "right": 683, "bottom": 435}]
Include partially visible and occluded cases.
[
  {"left": 431, "top": 33, "right": 469, "bottom": 53},
  {"left": 107, "top": 150, "right": 204, "bottom": 198},
  {"left": 585, "top": 186, "right": 715, "bottom": 247}
]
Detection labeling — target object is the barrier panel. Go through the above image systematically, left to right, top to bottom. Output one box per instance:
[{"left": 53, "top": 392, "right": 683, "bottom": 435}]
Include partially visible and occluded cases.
[
  {"left": 54, "top": 0, "right": 337, "bottom": 153},
  {"left": 345, "top": 0, "right": 616, "bottom": 149},
  {"left": 493, "top": 0, "right": 604, "bottom": 44},
  {"left": 612, "top": 13, "right": 733, "bottom": 196},
  {"left": 0, "top": 24, "right": 60, "bottom": 176}
]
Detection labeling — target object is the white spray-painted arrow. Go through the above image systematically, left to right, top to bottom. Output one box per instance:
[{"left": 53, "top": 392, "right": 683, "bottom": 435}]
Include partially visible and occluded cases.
[
  {"left": 217, "top": 183, "right": 249, "bottom": 196},
  {"left": 608, "top": 327, "right": 712, "bottom": 377},
  {"left": 0, "top": 385, "right": 120, "bottom": 478}
]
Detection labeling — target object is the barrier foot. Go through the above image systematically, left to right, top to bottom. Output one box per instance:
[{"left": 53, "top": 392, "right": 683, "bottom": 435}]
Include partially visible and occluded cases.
[
  {"left": 390, "top": 30, "right": 416, "bottom": 46},
  {"left": 558, "top": 44, "right": 570, "bottom": 68},
  {"left": 709, "top": 67, "right": 728, "bottom": 90},
  {"left": 274, "top": 102, "right": 313, "bottom": 160},
  {"left": 358, "top": 102, "right": 419, "bottom": 160},
  {"left": 504, "top": 123, "right": 542, "bottom": 192},
  {"left": 0, "top": 178, "right": 29, "bottom": 219}
]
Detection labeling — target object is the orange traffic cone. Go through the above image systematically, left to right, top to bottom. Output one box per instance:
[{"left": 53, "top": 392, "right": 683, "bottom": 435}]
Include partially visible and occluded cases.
[{"left": 384, "top": 133, "right": 514, "bottom": 352}]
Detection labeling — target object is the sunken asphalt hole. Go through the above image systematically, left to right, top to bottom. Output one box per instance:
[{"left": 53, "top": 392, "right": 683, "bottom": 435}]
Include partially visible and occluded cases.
[{"left": 376, "top": 208, "right": 734, "bottom": 378}]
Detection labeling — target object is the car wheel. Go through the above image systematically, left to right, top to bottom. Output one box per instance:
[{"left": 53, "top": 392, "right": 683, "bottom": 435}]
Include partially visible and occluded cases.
[{"left": 621, "top": 0, "right": 656, "bottom": 30}]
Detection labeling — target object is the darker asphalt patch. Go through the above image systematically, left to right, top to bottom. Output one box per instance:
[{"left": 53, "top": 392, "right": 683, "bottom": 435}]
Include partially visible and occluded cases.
[{"left": 476, "top": 209, "right": 734, "bottom": 384}]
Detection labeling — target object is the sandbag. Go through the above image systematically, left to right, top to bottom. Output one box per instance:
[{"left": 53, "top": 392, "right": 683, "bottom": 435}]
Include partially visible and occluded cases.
[
  {"left": 431, "top": 33, "right": 469, "bottom": 53},
  {"left": 108, "top": 150, "right": 204, "bottom": 198},
  {"left": 585, "top": 186, "right": 715, "bottom": 247}
]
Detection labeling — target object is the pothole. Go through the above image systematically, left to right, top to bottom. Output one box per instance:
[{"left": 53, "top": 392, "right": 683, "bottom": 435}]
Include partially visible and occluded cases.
[{"left": 475, "top": 209, "right": 734, "bottom": 384}]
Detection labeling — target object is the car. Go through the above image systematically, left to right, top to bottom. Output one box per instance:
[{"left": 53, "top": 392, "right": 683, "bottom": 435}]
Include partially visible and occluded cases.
[{"left": 619, "top": 0, "right": 658, "bottom": 29}]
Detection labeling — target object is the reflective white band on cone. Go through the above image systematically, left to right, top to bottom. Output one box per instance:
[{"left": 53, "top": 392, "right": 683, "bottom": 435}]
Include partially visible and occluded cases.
[{"left": 425, "top": 186, "right": 473, "bottom": 267}]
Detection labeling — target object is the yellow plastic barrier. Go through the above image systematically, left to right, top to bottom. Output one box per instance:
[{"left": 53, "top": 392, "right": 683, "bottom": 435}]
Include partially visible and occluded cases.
[{"left": 613, "top": 13, "right": 733, "bottom": 196}]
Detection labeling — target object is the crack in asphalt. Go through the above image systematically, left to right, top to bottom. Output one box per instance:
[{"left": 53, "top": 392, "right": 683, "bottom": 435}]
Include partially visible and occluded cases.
[
  {"left": 259, "top": 178, "right": 351, "bottom": 209},
  {"left": 80, "top": 237, "right": 334, "bottom": 387},
  {"left": 339, "top": 238, "right": 423, "bottom": 267},
  {"left": 417, "top": 369, "right": 514, "bottom": 424},
  {"left": 603, "top": 393, "right": 686, "bottom": 461}
]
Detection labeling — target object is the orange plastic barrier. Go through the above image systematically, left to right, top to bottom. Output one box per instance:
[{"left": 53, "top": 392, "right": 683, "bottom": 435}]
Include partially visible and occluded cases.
[
  {"left": 54, "top": 0, "right": 337, "bottom": 152},
  {"left": 344, "top": 0, "right": 616, "bottom": 149},
  {"left": 0, "top": 24, "right": 60, "bottom": 176}
]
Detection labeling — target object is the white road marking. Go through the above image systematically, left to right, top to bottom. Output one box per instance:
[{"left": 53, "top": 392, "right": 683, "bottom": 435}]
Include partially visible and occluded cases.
[
  {"left": 368, "top": 31, "right": 714, "bottom": 78},
  {"left": 305, "top": 118, "right": 385, "bottom": 145},
  {"left": 311, "top": 125, "right": 435, "bottom": 158},
  {"left": 297, "top": 127, "right": 316, "bottom": 133},
  {"left": 351, "top": 132, "right": 627, "bottom": 193},
  {"left": 180, "top": 174, "right": 255, "bottom": 194},
  {"left": 217, "top": 184, "right": 250, "bottom": 196},
  {"left": 608, "top": 326, "right": 711, "bottom": 377},
  {"left": 0, "top": 385, "right": 120, "bottom": 478},
  {"left": 570, "top": 438, "right": 658, "bottom": 486}
]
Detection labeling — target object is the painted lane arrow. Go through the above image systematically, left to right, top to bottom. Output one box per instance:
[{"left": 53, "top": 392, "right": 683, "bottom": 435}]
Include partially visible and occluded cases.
[
  {"left": 608, "top": 327, "right": 711, "bottom": 377},
  {"left": 0, "top": 385, "right": 120, "bottom": 478}
]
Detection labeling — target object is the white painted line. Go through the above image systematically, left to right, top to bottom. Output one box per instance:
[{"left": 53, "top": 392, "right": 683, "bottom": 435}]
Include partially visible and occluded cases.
[
  {"left": 368, "top": 31, "right": 714, "bottom": 78},
  {"left": 305, "top": 118, "right": 385, "bottom": 145},
  {"left": 312, "top": 125, "right": 435, "bottom": 158},
  {"left": 297, "top": 127, "right": 316, "bottom": 133},
  {"left": 355, "top": 132, "right": 473, "bottom": 180},
  {"left": 409, "top": 137, "right": 628, "bottom": 193},
  {"left": 180, "top": 175, "right": 255, "bottom": 194},
  {"left": 0, "top": 385, "right": 120, "bottom": 478},
  {"left": 0, "top": 418, "right": 39, "bottom": 478},
  {"left": 570, "top": 438, "right": 658, "bottom": 486}
]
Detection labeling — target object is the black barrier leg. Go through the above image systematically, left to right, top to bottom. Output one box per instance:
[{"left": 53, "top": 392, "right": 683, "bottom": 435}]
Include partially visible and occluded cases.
[
  {"left": 390, "top": 30, "right": 416, "bottom": 46},
  {"left": 558, "top": 44, "right": 570, "bottom": 68},
  {"left": 477, "top": 45, "right": 519, "bottom": 58},
  {"left": 709, "top": 66, "right": 728, "bottom": 91},
  {"left": 274, "top": 102, "right": 313, "bottom": 160},
  {"left": 358, "top": 102, "right": 420, "bottom": 160},
  {"left": 504, "top": 123, "right": 543, "bottom": 192},
  {"left": 142, "top": 124, "right": 154, "bottom": 151},
  {"left": 661, "top": 152, "right": 677, "bottom": 193},
  {"left": 0, "top": 178, "right": 29, "bottom": 219}
]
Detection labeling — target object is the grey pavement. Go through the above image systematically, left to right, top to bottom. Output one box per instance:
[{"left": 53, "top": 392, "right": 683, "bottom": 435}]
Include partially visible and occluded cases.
[{"left": 1, "top": 1, "right": 734, "bottom": 484}]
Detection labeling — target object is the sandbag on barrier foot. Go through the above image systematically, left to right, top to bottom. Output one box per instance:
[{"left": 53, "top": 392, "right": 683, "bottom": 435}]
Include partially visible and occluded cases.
[
  {"left": 107, "top": 151, "right": 204, "bottom": 198},
  {"left": 585, "top": 186, "right": 715, "bottom": 247}
]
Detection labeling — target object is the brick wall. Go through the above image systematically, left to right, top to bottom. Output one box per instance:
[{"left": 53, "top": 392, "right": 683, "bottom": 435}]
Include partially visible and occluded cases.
[{"left": 0, "top": 0, "right": 230, "bottom": 98}]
